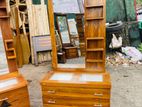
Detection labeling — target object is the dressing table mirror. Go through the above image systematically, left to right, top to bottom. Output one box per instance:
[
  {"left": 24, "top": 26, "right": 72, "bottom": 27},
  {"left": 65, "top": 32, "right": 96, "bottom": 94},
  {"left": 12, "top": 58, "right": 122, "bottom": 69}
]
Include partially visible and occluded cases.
[
  {"left": 0, "top": 0, "right": 30, "bottom": 106},
  {"left": 41, "top": 0, "right": 111, "bottom": 106},
  {"left": 55, "top": 14, "right": 84, "bottom": 69}
]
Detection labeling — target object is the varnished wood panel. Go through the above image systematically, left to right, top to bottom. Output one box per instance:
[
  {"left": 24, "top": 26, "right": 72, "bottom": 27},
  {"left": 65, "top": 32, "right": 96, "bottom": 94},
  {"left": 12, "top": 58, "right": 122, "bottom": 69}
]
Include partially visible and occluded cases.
[
  {"left": 0, "top": 0, "right": 17, "bottom": 72},
  {"left": 84, "top": 0, "right": 106, "bottom": 72},
  {"left": 43, "top": 98, "right": 110, "bottom": 107}
]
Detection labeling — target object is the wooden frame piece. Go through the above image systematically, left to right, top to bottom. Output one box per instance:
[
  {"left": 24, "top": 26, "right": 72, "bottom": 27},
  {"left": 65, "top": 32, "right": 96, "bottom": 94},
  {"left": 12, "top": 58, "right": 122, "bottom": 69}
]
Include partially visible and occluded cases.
[{"left": 48, "top": 0, "right": 58, "bottom": 69}]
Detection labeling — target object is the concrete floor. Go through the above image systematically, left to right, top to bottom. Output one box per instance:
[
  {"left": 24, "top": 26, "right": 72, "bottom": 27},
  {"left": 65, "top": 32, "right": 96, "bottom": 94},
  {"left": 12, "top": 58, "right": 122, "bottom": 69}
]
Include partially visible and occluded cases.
[{"left": 19, "top": 62, "right": 142, "bottom": 107}]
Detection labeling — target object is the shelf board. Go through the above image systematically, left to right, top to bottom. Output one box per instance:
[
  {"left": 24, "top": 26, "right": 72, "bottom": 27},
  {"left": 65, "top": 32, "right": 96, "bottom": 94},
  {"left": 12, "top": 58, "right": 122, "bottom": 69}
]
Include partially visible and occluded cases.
[
  {"left": 86, "top": 5, "right": 103, "bottom": 8},
  {"left": 0, "top": 6, "right": 6, "bottom": 9},
  {"left": 0, "top": 16, "right": 9, "bottom": 19},
  {"left": 86, "top": 17, "right": 104, "bottom": 20},
  {"left": 86, "top": 37, "right": 104, "bottom": 40},
  {"left": 7, "top": 48, "right": 15, "bottom": 51},
  {"left": 86, "top": 48, "right": 104, "bottom": 51},
  {"left": 7, "top": 56, "right": 16, "bottom": 60},
  {"left": 86, "top": 59, "right": 104, "bottom": 63}
]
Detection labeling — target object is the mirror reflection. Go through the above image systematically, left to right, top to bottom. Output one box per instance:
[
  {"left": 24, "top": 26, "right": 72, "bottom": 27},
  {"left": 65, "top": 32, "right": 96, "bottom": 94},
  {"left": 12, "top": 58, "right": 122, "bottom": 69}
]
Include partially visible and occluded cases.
[
  {"left": 53, "top": 2, "right": 85, "bottom": 68},
  {"left": 57, "top": 16, "right": 71, "bottom": 44},
  {"left": 0, "top": 27, "right": 9, "bottom": 75}
]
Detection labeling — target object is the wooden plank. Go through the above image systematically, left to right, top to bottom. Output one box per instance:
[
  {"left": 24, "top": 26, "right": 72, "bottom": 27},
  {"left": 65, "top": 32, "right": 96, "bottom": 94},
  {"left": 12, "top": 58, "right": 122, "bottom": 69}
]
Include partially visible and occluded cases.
[{"left": 27, "top": 0, "right": 50, "bottom": 64}]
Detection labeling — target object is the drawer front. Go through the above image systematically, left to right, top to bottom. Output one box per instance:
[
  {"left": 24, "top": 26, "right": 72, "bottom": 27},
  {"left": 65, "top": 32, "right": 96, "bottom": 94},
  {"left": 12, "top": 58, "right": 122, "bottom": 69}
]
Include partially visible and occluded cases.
[
  {"left": 68, "top": 48, "right": 78, "bottom": 53},
  {"left": 67, "top": 53, "right": 78, "bottom": 58},
  {"left": 0, "top": 87, "right": 30, "bottom": 107},
  {"left": 42, "top": 87, "right": 110, "bottom": 99},
  {"left": 43, "top": 99, "right": 110, "bottom": 107},
  {"left": 44, "top": 104, "right": 77, "bottom": 107},
  {"left": 44, "top": 104, "right": 109, "bottom": 107}
]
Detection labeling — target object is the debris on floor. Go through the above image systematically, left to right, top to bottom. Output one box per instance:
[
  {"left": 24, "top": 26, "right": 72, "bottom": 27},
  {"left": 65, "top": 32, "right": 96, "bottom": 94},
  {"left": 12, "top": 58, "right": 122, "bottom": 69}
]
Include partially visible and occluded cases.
[{"left": 106, "top": 47, "right": 142, "bottom": 66}]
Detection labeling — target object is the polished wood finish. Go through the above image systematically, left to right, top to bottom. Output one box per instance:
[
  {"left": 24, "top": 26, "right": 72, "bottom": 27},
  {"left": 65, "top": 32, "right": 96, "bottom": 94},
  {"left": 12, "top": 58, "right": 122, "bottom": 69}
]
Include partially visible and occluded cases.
[
  {"left": 0, "top": 0, "right": 18, "bottom": 72},
  {"left": 42, "top": 0, "right": 111, "bottom": 107},
  {"left": 48, "top": 0, "right": 58, "bottom": 69},
  {"left": 84, "top": 0, "right": 106, "bottom": 72},
  {"left": 41, "top": 71, "right": 111, "bottom": 107},
  {"left": 0, "top": 73, "right": 30, "bottom": 107}
]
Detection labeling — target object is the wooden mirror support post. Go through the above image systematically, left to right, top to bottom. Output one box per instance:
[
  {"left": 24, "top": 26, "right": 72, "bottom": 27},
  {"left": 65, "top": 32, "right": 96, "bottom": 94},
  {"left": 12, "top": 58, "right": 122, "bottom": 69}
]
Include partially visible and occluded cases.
[
  {"left": 0, "top": 0, "right": 30, "bottom": 106},
  {"left": 41, "top": 0, "right": 111, "bottom": 107}
]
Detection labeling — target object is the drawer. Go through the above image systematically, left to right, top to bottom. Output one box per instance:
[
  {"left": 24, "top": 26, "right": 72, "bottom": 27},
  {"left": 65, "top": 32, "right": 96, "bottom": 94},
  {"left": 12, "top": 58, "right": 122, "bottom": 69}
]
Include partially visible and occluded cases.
[
  {"left": 67, "top": 48, "right": 78, "bottom": 53},
  {"left": 66, "top": 52, "right": 78, "bottom": 59},
  {"left": 0, "top": 87, "right": 29, "bottom": 107},
  {"left": 42, "top": 87, "right": 110, "bottom": 99},
  {"left": 43, "top": 99, "right": 110, "bottom": 107},
  {"left": 44, "top": 104, "right": 77, "bottom": 107},
  {"left": 44, "top": 104, "right": 109, "bottom": 107}
]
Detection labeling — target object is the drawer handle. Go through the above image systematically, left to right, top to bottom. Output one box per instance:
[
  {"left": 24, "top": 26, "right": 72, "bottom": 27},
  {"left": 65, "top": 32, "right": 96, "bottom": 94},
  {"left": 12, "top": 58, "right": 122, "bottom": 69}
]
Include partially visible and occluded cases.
[
  {"left": 47, "top": 90, "right": 56, "bottom": 94},
  {"left": 94, "top": 93, "right": 103, "bottom": 96},
  {"left": 0, "top": 98, "right": 8, "bottom": 102},
  {"left": 48, "top": 100, "right": 56, "bottom": 104},
  {"left": 94, "top": 104, "right": 102, "bottom": 107}
]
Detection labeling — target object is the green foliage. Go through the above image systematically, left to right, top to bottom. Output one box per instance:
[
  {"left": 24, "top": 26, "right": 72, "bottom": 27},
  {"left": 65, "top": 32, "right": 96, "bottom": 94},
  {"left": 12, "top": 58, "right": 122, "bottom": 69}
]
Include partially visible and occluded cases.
[
  {"left": 137, "top": 0, "right": 142, "bottom": 4},
  {"left": 138, "top": 43, "right": 142, "bottom": 52}
]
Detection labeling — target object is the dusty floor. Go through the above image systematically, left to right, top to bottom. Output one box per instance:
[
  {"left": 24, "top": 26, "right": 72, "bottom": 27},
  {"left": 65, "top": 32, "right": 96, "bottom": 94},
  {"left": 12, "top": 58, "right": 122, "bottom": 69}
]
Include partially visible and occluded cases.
[{"left": 19, "top": 62, "right": 142, "bottom": 107}]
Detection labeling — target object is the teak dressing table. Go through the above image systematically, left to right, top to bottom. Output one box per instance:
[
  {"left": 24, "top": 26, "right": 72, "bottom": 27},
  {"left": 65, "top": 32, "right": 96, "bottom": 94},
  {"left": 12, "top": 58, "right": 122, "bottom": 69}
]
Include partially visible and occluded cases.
[
  {"left": 0, "top": 0, "right": 30, "bottom": 106},
  {"left": 41, "top": 0, "right": 111, "bottom": 107}
]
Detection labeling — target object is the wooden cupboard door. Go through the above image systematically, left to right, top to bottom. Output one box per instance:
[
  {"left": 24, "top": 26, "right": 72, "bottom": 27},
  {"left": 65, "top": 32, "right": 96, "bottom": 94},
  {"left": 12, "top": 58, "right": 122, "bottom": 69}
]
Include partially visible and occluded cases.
[{"left": 42, "top": 87, "right": 110, "bottom": 99}]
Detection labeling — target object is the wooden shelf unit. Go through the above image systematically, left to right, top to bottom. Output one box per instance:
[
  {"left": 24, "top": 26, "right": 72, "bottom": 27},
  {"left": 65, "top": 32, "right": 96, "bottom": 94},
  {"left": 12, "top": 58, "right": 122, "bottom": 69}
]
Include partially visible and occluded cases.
[
  {"left": 0, "top": 0, "right": 17, "bottom": 72},
  {"left": 84, "top": 0, "right": 106, "bottom": 72}
]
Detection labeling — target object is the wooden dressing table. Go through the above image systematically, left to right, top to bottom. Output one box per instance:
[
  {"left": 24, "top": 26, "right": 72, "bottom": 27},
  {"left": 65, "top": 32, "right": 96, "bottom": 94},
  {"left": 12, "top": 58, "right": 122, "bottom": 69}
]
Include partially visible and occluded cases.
[
  {"left": 0, "top": 0, "right": 30, "bottom": 106},
  {"left": 41, "top": 0, "right": 111, "bottom": 107}
]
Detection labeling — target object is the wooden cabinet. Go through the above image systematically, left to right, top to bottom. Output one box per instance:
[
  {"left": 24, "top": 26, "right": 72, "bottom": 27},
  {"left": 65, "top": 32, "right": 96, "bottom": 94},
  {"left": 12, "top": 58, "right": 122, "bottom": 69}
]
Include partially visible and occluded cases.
[
  {"left": 63, "top": 47, "right": 79, "bottom": 59},
  {"left": 41, "top": 71, "right": 111, "bottom": 107},
  {"left": 0, "top": 73, "right": 30, "bottom": 107}
]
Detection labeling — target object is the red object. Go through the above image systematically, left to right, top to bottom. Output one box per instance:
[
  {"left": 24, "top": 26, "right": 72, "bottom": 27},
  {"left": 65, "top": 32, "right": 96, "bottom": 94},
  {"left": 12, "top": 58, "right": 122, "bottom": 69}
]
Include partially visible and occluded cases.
[{"left": 134, "top": 0, "right": 137, "bottom": 21}]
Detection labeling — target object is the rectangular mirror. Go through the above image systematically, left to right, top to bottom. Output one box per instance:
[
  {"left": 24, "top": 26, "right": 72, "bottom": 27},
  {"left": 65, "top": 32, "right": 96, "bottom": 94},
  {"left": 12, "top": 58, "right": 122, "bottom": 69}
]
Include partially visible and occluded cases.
[
  {"left": 55, "top": 13, "right": 85, "bottom": 69},
  {"left": 57, "top": 15, "right": 71, "bottom": 44},
  {"left": 0, "top": 27, "right": 9, "bottom": 75},
  {"left": 0, "top": 78, "right": 18, "bottom": 89}
]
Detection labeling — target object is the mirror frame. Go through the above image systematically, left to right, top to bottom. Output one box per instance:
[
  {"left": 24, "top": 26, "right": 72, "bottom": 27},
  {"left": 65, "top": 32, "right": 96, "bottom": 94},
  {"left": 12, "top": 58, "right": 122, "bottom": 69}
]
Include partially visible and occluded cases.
[
  {"left": 48, "top": 0, "right": 87, "bottom": 72},
  {"left": 56, "top": 14, "right": 71, "bottom": 47}
]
